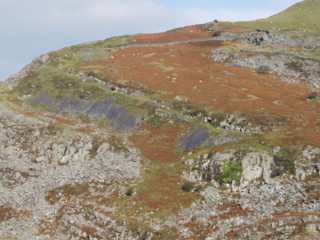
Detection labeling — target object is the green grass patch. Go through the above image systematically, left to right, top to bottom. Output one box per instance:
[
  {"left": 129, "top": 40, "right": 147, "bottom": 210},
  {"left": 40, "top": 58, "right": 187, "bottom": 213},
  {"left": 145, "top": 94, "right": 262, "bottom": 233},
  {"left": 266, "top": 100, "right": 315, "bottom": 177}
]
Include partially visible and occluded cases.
[
  {"left": 236, "top": 0, "right": 320, "bottom": 32},
  {"left": 50, "top": 35, "right": 133, "bottom": 72},
  {"left": 13, "top": 65, "right": 107, "bottom": 101},
  {"left": 221, "top": 160, "right": 242, "bottom": 184}
]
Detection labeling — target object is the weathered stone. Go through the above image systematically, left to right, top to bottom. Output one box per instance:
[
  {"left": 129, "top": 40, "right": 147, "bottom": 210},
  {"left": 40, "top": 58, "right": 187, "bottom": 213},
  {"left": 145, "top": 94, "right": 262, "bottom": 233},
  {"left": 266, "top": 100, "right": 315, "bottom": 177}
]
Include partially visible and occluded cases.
[{"left": 241, "top": 152, "right": 274, "bottom": 188}]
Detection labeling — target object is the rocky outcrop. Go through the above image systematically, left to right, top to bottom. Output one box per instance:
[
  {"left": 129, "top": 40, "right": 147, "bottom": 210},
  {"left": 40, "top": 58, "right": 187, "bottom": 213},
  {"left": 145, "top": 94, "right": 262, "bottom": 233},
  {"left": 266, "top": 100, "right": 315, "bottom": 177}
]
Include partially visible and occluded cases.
[
  {"left": 208, "top": 28, "right": 320, "bottom": 49},
  {"left": 213, "top": 47, "right": 320, "bottom": 88},
  {"left": 5, "top": 54, "right": 51, "bottom": 86},
  {"left": 0, "top": 102, "right": 141, "bottom": 239},
  {"left": 296, "top": 145, "right": 320, "bottom": 180},
  {"left": 184, "top": 146, "right": 319, "bottom": 189},
  {"left": 179, "top": 147, "right": 320, "bottom": 239},
  {"left": 184, "top": 151, "right": 276, "bottom": 188},
  {"left": 184, "top": 151, "right": 237, "bottom": 183},
  {"left": 240, "top": 152, "right": 274, "bottom": 188}
]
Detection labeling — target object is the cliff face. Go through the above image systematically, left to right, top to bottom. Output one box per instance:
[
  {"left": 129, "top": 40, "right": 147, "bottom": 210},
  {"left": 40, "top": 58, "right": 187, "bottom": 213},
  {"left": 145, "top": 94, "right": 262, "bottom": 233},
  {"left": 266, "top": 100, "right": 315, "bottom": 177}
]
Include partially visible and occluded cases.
[{"left": 1, "top": 1, "right": 320, "bottom": 239}]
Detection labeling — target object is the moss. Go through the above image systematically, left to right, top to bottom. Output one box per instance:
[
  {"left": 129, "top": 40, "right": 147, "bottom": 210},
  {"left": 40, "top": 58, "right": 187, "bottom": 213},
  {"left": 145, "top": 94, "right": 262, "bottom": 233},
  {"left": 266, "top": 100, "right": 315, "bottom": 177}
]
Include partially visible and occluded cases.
[{"left": 221, "top": 160, "right": 242, "bottom": 184}]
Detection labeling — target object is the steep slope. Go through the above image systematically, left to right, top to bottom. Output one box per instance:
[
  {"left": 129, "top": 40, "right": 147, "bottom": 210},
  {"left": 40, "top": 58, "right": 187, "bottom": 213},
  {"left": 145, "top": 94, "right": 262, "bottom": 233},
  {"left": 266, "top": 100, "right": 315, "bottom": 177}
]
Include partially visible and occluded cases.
[
  {"left": 238, "top": 0, "right": 320, "bottom": 32},
  {"left": 1, "top": 3, "right": 320, "bottom": 240}
]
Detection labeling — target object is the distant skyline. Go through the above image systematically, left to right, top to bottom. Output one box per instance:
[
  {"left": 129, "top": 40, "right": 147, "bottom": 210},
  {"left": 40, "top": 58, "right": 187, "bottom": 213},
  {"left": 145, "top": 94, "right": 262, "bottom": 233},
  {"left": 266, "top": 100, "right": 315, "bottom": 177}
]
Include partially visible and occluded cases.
[{"left": 0, "top": 0, "right": 301, "bottom": 80}]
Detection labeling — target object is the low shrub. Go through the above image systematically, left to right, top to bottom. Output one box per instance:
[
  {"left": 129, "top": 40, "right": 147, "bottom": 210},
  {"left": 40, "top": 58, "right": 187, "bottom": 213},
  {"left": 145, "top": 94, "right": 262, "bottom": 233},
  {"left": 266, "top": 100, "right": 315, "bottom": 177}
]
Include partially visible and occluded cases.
[
  {"left": 221, "top": 160, "right": 242, "bottom": 184},
  {"left": 181, "top": 181, "right": 194, "bottom": 192}
]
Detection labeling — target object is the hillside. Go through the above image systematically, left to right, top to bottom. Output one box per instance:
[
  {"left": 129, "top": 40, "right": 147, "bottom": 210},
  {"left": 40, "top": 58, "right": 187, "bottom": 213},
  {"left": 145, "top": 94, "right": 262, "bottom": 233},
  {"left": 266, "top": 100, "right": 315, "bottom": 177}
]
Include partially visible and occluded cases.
[
  {"left": 238, "top": 0, "right": 320, "bottom": 32},
  {"left": 0, "top": 1, "right": 320, "bottom": 239}
]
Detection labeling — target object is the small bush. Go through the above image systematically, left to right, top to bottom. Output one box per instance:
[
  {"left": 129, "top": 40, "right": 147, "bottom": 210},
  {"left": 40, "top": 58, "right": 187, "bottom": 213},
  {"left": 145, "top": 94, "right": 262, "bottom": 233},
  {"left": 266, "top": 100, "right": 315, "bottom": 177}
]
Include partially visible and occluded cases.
[
  {"left": 212, "top": 31, "right": 222, "bottom": 37},
  {"left": 285, "top": 61, "right": 304, "bottom": 72},
  {"left": 256, "top": 65, "right": 271, "bottom": 74},
  {"left": 307, "top": 92, "right": 319, "bottom": 100},
  {"left": 147, "top": 115, "right": 163, "bottom": 128},
  {"left": 271, "top": 148, "right": 297, "bottom": 177},
  {"left": 221, "top": 161, "right": 242, "bottom": 184},
  {"left": 181, "top": 181, "right": 194, "bottom": 192},
  {"left": 125, "top": 188, "right": 134, "bottom": 197}
]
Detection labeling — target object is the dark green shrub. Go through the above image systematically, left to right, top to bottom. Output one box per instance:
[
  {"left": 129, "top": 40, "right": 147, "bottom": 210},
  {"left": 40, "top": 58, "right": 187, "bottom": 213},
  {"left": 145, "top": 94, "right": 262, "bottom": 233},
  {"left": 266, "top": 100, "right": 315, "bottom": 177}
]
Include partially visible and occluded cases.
[
  {"left": 181, "top": 181, "right": 194, "bottom": 192},
  {"left": 125, "top": 188, "right": 134, "bottom": 197}
]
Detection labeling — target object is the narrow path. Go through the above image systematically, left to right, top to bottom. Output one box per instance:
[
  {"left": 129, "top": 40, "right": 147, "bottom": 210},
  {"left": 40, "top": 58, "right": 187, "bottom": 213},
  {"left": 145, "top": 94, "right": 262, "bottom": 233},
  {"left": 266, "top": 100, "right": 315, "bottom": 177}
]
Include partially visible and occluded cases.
[{"left": 124, "top": 37, "right": 220, "bottom": 48}]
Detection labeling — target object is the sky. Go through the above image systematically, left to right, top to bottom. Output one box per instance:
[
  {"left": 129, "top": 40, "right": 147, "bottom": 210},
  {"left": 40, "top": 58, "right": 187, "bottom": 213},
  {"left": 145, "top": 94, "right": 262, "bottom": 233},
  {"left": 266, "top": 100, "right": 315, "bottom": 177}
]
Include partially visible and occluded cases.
[{"left": 0, "top": 0, "right": 301, "bottom": 80}]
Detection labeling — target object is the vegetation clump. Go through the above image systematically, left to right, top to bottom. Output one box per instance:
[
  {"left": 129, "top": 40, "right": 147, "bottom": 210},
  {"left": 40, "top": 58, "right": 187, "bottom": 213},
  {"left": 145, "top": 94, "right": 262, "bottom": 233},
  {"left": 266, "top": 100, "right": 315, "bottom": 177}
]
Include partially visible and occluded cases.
[
  {"left": 256, "top": 65, "right": 271, "bottom": 74},
  {"left": 307, "top": 91, "right": 320, "bottom": 100},
  {"left": 147, "top": 115, "right": 164, "bottom": 128},
  {"left": 271, "top": 148, "right": 297, "bottom": 177},
  {"left": 221, "top": 160, "right": 242, "bottom": 184},
  {"left": 181, "top": 181, "right": 194, "bottom": 192},
  {"left": 125, "top": 188, "right": 134, "bottom": 197}
]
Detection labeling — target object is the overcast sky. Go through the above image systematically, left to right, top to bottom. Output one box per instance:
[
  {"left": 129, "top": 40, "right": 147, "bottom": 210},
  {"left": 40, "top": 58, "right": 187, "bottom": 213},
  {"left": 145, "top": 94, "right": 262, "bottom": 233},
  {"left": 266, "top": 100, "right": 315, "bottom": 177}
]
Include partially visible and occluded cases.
[{"left": 0, "top": 0, "right": 301, "bottom": 80}]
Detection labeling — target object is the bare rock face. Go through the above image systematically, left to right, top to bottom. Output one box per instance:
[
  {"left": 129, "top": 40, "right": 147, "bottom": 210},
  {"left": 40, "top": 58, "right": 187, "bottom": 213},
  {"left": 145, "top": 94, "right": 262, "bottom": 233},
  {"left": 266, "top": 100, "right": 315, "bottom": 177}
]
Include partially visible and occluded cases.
[
  {"left": 213, "top": 47, "right": 320, "bottom": 88},
  {"left": 296, "top": 145, "right": 320, "bottom": 180},
  {"left": 240, "top": 152, "right": 274, "bottom": 188}
]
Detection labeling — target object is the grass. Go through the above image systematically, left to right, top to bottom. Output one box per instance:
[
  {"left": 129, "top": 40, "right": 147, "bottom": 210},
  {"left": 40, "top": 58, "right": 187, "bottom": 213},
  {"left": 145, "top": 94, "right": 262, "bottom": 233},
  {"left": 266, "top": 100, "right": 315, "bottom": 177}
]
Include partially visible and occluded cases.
[
  {"left": 236, "top": 0, "right": 320, "bottom": 32},
  {"left": 12, "top": 35, "right": 133, "bottom": 99},
  {"left": 53, "top": 35, "right": 133, "bottom": 69},
  {"left": 302, "top": 48, "right": 320, "bottom": 61},
  {"left": 149, "top": 61, "right": 175, "bottom": 73},
  {"left": 14, "top": 65, "right": 100, "bottom": 98},
  {"left": 0, "top": 84, "right": 10, "bottom": 101},
  {"left": 146, "top": 114, "right": 165, "bottom": 128},
  {"left": 124, "top": 122, "right": 199, "bottom": 220},
  {"left": 220, "top": 160, "right": 242, "bottom": 184},
  {"left": 115, "top": 162, "right": 198, "bottom": 220}
]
